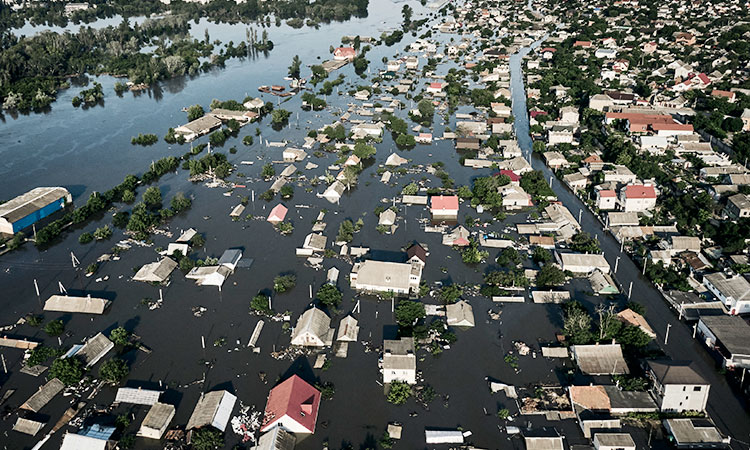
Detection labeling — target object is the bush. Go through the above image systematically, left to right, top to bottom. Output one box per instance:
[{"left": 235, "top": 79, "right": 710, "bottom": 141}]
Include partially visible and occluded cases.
[
  {"left": 187, "top": 104, "right": 205, "bottom": 121},
  {"left": 131, "top": 134, "right": 158, "bottom": 146},
  {"left": 243, "top": 135, "right": 254, "bottom": 146},
  {"left": 261, "top": 163, "right": 276, "bottom": 179},
  {"left": 280, "top": 184, "right": 294, "bottom": 198},
  {"left": 143, "top": 186, "right": 162, "bottom": 207},
  {"left": 93, "top": 225, "right": 112, "bottom": 240},
  {"left": 79, "top": 232, "right": 94, "bottom": 244},
  {"left": 536, "top": 264, "right": 565, "bottom": 288},
  {"left": 273, "top": 274, "right": 297, "bottom": 293},
  {"left": 251, "top": 294, "right": 271, "bottom": 314},
  {"left": 44, "top": 320, "right": 64, "bottom": 336},
  {"left": 26, "top": 345, "right": 62, "bottom": 367},
  {"left": 387, "top": 381, "right": 411, "bottom": 405}
]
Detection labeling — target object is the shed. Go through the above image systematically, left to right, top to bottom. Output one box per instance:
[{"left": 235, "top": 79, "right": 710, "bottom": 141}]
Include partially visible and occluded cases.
[
  {"left": 218, "top": 249, "right": 242, "bottom": 271},
  {"left": 44, "top": 295, "right": 110, "bottom": 314},
  {"left": 185, "top": 390, "right": 237, "bottom": 432},
  {"left": 138, "top": 402, "right": 175, "bottom": 439},
  {"left": 593, "top": 433, "right": 635, "bottom": 450}
]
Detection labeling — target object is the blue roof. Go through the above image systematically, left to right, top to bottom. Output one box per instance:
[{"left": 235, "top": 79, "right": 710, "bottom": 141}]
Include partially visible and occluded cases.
[{"left": 79, "top": 424, "right": 116, "bottom": 440}]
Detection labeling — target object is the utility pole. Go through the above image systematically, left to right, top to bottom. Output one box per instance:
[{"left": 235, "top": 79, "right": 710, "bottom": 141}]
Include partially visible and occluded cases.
[
  {"left": 614, "top": 256, "right": 621, "bottom": 273},
  {"left": 627, "top": 281, "right": 633, "bottom": 300},
  {"left": 664, "top": 323, "right": 672, "bottom": 345}
]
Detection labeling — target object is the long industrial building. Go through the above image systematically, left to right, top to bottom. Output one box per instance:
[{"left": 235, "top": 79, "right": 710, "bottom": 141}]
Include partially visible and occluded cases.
[{"left": 0, "top": 187, "right": 72, "bottom": 235}]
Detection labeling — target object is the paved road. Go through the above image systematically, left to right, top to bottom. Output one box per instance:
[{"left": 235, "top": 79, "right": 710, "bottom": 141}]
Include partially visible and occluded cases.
[{"left": 509, "top": 37, "right": 750, "bottom": 448}]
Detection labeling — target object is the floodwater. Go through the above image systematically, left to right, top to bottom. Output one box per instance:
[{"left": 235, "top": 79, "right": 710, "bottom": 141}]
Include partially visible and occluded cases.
[{"left": 0, "top": 1, "right": 714, "bottom": 450}]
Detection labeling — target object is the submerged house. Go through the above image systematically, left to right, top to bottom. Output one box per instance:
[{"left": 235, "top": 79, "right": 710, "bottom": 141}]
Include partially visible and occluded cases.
[
  {"left": 174, "top": 115, "right": 222, "bottom": 141},
  {"left": 430, "top": 195, "right": 459, "bottom": 221},
  {"left": 133, "top": 257, "right": 178, "bottom": 283},
  {"left": 350, "top": 260, "right": 422, "bottom": 296},
  {"left": 43, "top": 295, "right": 111, "bottom": 314},
  {"left": 446, "top": 300, "right": 475, "bottom": 327},
  {"left": 290, "top": 307, "right": 334, "bottom": 347},
  {"left": 63, "top": 332, "right": 114, "bottom": 368},
  {"left": 382, "top": 337, "right": 417, "bottom": 385},
  {"left": 261, "top": 375, "right": 321, "bottom": 434},
  {"left": 185, "top": 390, "right": 237, "bottom": 432},
  {"left": 138, "top": 402, "right": 175, "bottom": 440}
]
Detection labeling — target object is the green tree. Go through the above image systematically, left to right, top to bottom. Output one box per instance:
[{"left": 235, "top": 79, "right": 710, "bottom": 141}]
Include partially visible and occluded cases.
[
  {"left": 288, "top": 55, "right": 302, "bottom": 79},
  {"left": 187, "top": 104, "right": 205, "bottom": 121},
  {"left": 271, "top": 109, "right": 292, "bottom": 124},
  {"left": 353, "top": 141, "right": 376, "bottom": 159},
  {"left": 261, "top": 163, "right": 276, "bottom": 179},
  {"left": 280, "top": 184, "right": 294, "bottom": 199},
  {"left": 143, "top": 186, "right": 161, "bottom": 207},
  {"left": 122, "top": 190, "right": 135, "bottom": 203},
  {"left": 93, "top": 225, "right": 112, "bottom": 240},
  {"left": 79, "top": 232, "right": 94, "bottom": 244},
  {"left": 570, "top": 232, "right": 600, "bottom": 253},
  {"left": 496, "top": 247, "right": 522, "bottom": 267},
  {"left": 532, "top": 247, "right": 553, "bottom": 264},
  {"left": 536, "top": 264, "right": 565, "bottom": 288},
  {"left": 273, "top": 274, "right": 297, "bottom": 293},
  {"left": 316, "top": 284, "right": 342, "bottom": 307},
  {"left": 439, "top": 284, "right": 462, "bottom": 303},
  {"left": 251, "top": 294, "right": 271, "bottom": 314},
  {"left": 395, "top": 300, "right": 425, "bottom": 327},
  {"left": 562, "top": 302, "right": 594, "bottom": 345},
  {"left": 44, "top": 320, "right": 64, "bottom": 336},
  {"left": 109, "top": 327, "right": 130, "bottom": 346},
  {"left": 49, "top": 357, "right": 84, "bottom": 385},
  {"left": 99, "top": 358, "right": 129, "bottom": 384},
  {"left": 387, "top": 381, "right": 412, "bottom": 405},
  {"left": 191, "top": 428, "right": 224, "bottom": 450}
]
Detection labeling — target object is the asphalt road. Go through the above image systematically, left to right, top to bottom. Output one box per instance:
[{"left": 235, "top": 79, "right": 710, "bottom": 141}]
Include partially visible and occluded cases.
[{"left": 510, "top": 39, "right": 750, "bottom": 448}]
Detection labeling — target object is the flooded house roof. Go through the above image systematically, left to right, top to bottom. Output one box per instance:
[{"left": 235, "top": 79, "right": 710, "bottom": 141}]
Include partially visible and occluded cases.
[
  {"left": 133, "top": 257, "right": 178, "bottom": 283},
  {"left": 351, "top": 260, "right": 414, "bottom": 292},
  {"left": 44, "top": 295, "right": 111, "bottom": 314},
  {"left": 446, "top": 300, "right": 475, "bottom": 327},
  {"left": 291, "top": 307, "right": 333, "bottom": 347},
  {"left": 336, "top": 315, "right": 360, "bottom": 342},
  {"left": 70, "top": 332, "right": 114, "bottom": 367},
  {"left": 383, "top": 337, "right": 416, "bottom": 371},
  {"left": 571, "top": 344, "right": 629, "bottom": 375},
  {"left": 647, "top": 360, "right": 707, "bottom": 385},
  {"left": 261, "top": 375, "right": 321, "bottom": 433},
  {"left": 21, "top": 378, "right": 65, "bottom": 412},
  {"left": 115, "top": 387, "right": 163, "bottom": 406},
  {"left": 186, "top": 390, "right": 237, "bottom": 432},
  {"left": 139, "top": 402, "right": 175, "bottom": 437},
  {"left": 12, "top": 417, "right": 45, "bottom": 436},
  {"left": 255, "top": 424, "right": 297, "bottom": 450},
  {"left": 59, "top": 433, "right": 111, "bottom": 450}
]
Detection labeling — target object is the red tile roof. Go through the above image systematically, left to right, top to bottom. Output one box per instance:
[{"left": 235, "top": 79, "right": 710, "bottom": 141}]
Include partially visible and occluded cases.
[
  {"left": 334, "top": 47, "right": 356, "bottom": 57},
  {"left": 429, "top": 82, "right": 444, "bottom": 90},
  {"left": 651, "top": 123, "right": 693, "bottom": 132},
  {"left": 498, "top": 169, "right": 521, "bottom": 182},
  {"left": 623, "top": 185, "right": 656, "bottom": 199},
  {"left": 598, "top": 189, "right": 616, "bottom": 198},
  {"left": 431, "top": 195, "right": 459, "bottom": 211},
  {"left": 261, "top": 375, "right": 321, "bottom": 433}
]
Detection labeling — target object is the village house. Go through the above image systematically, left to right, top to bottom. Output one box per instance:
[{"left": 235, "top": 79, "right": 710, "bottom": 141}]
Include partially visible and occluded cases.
[
  {"left": 333, "top": 47, "right": 356, "bottom": 61},
  {"left": 174, "top": 115, "right": 222, "bottom": 142},
  {"left": 548, "top": 126, "right": 574, "bottom": 145},
  {"left": 543, "top": 151, "right": 569, "bottom": 169},
  {"left": 322, "top": 180, "right": 346, "bottom": 204},
  {"left": 618, "top": 184, "right": 657, "bottom": 212},
  {"left": 500, "top": 185, "right": 533, "bottom": 209},
  {"left": 595, "top": 189, "right": 618, "bottom": 210},
  {"left": 725, "top": 193, "right": 750, "bottom": 219},
  {"left": 430, "top": 195, "right": 459, "bottom": 221},
  {"left": 267, "top": 204, "right": 288, "bottom": 225},
  {"left": 442, "top": 225, "right": 471, "bottom": 246},
  {"left": 557, "top": 252, "right": 611, "bottom": 274},
  {"left": 350, "top": 260, "right": 422, "bottom": 296},
  {"left": 702, "top": 271, "right": 750, "bottom": 315},
  {"left": 445, "top": 300, "right": 475, "bottom": 327},
  {"left": 290, "top": 307, "right": 334, "bottom": 347},
  {"left": 336, "top": 315, "right": 359, "bottom": 342},
  {"left": 697, "top": 315, "right": 750, "bottom": 369},
  {"left": 382, "top": 337, "right": 417, "bottom": 385},
  {"left": 570, "top": 343, "right": 629, "bottom": 375},
  {"left": 646, "top": 360, "right": 710, "bottom": 412},
  {"left": 260, "top": 375, "right": 321, "bottom": 434},
  {"left": 138, "top": 403, "right": 175, "bottom": 440},
  {"left": 663, "top": 418, "right": 730, "bottom": 449},
  {"left": 255, "top": 425, "right": 296, "bottom": 450},
  {"left": 593, "top": 433, "right": 636, "bottom": 450}
]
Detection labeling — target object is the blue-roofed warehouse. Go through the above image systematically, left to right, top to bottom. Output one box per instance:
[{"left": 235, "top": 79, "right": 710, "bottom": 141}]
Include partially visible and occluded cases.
[{"left": 0, "top": 187, "right": 71, "bottom": 235}]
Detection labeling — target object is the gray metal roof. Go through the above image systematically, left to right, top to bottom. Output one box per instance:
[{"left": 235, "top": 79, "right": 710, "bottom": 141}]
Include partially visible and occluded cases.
[{"left": 44, "top": 295, "right": 110, "bottom": 314}]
